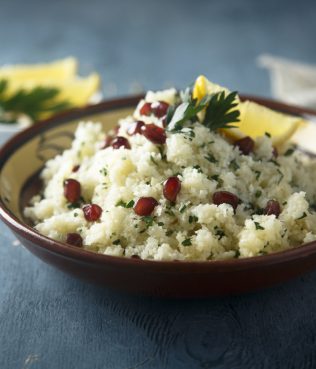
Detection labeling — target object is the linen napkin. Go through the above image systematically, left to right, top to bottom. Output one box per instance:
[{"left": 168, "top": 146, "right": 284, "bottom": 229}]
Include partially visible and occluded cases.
[{"left": 258, "top": 54, "right": 316, "bottom": 154}]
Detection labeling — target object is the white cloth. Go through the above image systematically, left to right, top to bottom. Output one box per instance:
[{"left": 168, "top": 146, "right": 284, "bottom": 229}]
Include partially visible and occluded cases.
[{"left": 258, "top": 54, "right": 316, "bottom": 153}]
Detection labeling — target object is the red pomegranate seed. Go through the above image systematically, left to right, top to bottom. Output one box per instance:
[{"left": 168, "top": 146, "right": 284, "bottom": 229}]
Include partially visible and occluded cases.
[
  {"left": 151, "top": 101, "right": 169, "bottom": 118},
  {"left": 140, "top": 102, "right": 152, "bottom": 116},
  {"left": 127, "top": 121, "right": 145, "bottom": 136},
  {"left": 141, "top": 124, "right": 166, "bottom": 144},
  {"left": 102, "top": 135, "right": 114, "bottom": 149},
  {"left": 111, "top": 136, "right": 131, "bottom": 149},
  {"left": 234, "top": 136, "right": 255, "bottom": 155},
  {"left": 72, "top": 165, "right": 80, "bottom": 172},
  {"left": 163, "top": 176, "right": 181, "bottom": 202},
  {"left": 64, "top": 179, "right": 81, "bottom": 203},
  {"left": 213, "top": 191, "right": 239, "bottom": 211},
  {"left": 134, "top": 197, "right": 158, "bottom": 216},
  {"left": 264, "top": 200, "right": 281, "bottom": 218},
  {"left": 83, "top": 204, "right": 103, "bottom": 221},
  {"left": 66, "top": 233, "right": 83, "bottom": 247}
]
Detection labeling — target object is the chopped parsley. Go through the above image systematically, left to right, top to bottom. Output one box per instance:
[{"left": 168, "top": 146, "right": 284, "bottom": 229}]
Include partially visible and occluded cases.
[
  {"left": 265, "top": 132, "right": 271, "bottom": 138},
  {"left": 284, "top": 148, "right": 295, "bottom": 157},
  {"left": 204, "top": 153, "right": 218, "bottom": 163},
  {"left": 229, "top": 159, "right": 240, "bottom": 171},
  {"left": 193, "top": 165, "right": 203, "bottom": 173},
  {"left": 99, "top": 167, "right": 108, "bottom": 176},
  {"left": 255, "top": 170, "right": 261, "bottom": 180},
  {"left": 210, "top": 174, "right": 219, "bottom": 181},
  {"left": 255, "top": 190, "right": 262, "bottom": 198},
  {"left": 116, "top": 199, "right": 135, "bottom": 208},
  {"left": 297, "top": 212, "right": 307, "bottom": 220},
  {"left": 189, "top": 215, "right": 198, "bottom": 224},
  {"left": 141, "top": 216, "right": 155, "bottom": 227},
  {"left": 254, "top": 222, "right": 265, "bottom": 230},
  {"left": 165, "top": 230, "right": 173, "bottom": 237},
  {"left": 182, "top": 238, "right": 192, "bottom": 246},
  {"left": 112, "top": 239, "right": 121, "bottom": 245}
]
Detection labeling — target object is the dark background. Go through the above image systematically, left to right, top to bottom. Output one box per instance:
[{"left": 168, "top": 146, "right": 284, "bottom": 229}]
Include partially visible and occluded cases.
[{"left": 1, "top": 0, "right": 316, "bottom": 368}]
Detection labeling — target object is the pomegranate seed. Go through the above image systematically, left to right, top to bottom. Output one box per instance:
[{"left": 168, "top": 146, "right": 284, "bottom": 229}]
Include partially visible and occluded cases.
[
  {"left": 151, "top": 101, "right": 169, "bottom": 118},
  {"left": 140, "top": 102, "right": 152, "bottom": 116},
  {"left": 127, "top": 121, "right": 145, "bottom": 136},
  {"left": 141, "top": 124, "right": 166, "bottom": 144},
  {"left": 102, "top": 135, "right": 114, "bottom": 149},
  {"left": 111, "top": 136, "right": 131, "bottom": 149},
  {"left": 234, "top": 136, "right": 255, "bottom": 155},
  {"left": 272, "top": 147, "right": 278, "bottom": 158},
  {"left": 72, "top": 165, "right": 80, "bottom": 172},
  {"left": 163, "top": 176, "right": 181, "bottom": 202},
  {"left": 64, "top": 179, "right": 81, "bottom": 203},
  {"left": 213, "top": 191, "right": 239, "bottom": 211},
  {"left": 134, "top": 197, "right": 158, "bottom": 216},
  {"left": 264, "top": 200, "right": 281, "bottom": 218},
  {"left": 83, "top": 204, "right": 103, "bottom": 221},
  {"left": 66, "top": 233, "right": 83, "bottom": 247}
]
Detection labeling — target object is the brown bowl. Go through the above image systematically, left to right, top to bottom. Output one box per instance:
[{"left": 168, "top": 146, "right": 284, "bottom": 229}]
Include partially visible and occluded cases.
[{"left": 1, "top": 94, "right": 316, "bottom": 298}]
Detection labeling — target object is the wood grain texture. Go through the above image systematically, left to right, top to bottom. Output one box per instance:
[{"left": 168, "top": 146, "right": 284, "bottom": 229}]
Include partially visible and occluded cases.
[{"left": 1, "top": 0, "right": 316, "bottom": 367}]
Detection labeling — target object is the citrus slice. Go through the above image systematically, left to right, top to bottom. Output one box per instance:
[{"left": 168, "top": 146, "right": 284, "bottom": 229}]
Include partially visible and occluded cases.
[
  {"left": 0, "top": 57, "right": 77, "bottom": 83},
  {"left": 193, "top": 75, "right": 304, "bottom": 146}
]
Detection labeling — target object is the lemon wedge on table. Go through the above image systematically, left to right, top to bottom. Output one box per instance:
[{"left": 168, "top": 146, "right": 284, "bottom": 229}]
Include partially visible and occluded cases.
[
  {"left": 0, "top": 57, "right": 77, "bottom": 83},
  {"left": 0, "top": 58, "right": 101, "bottom": 121},
  {"left": 193, "top": 75, "right": 304, "bottom": 146}
]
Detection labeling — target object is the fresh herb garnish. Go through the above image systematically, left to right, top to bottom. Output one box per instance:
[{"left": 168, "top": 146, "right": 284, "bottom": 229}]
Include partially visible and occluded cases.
[
  {"left": 0, "top": 79, "right": 71, "bottom": 122},
  {"left": 202, "top": 91, "right": 240, "bottom": 131},
  {"left": 168, "top": 95, "right": 209, "bottom": 131},
  {"left": 265, "top": 132, "right": 271, "bottom": 138},
  {"left": 284, "top": 148, "right": 295, "bottom": 157},
  {"left": 204, "top": 153, "right": 218, "bottom": 163},
  {"left": 150, "top": 155, "right": 158, "bottom": 166},
  {"left": 229, "top": 159, "right": 240, "bottom": 171},
  {"left": 193, "top": 165, "right": 203, "bottom": 173},
  {"left": 99, "top": 168, "right": 107, "bottom": 176},
  {"left": 255, "top": 170, "right": 261, "bottom": 180},
  {"left": 210, "top": 174, "right": 219, "bottom": 181},
  {"left": 255, "top": 190, "right": 262, "bottom": 198},
  {"left": 116, "top": 199, "right": 135, "bottom": 208},
  {"left": 297, "top": 212, "right": 307, "bottom": 220},
  {"left": 189, "top": 215, "right": 198, "bottom": 224},
  {"left": 141, "top": 216, "right": 155, "bottom": 227},
  {"left": 254, "top": 222, "right": 265, "bottom": 230},
  {"left": 215, "top": 228, "right": 226, "bottom": 240},
  {"left": 165, "top": 230, "right": 173, "bottom": 237},
  {"left": 182, "top": 238, "right": 192, "bottom": 246},
  {"left": 112, "top": 239, "right": 121, "bottom": 245}
]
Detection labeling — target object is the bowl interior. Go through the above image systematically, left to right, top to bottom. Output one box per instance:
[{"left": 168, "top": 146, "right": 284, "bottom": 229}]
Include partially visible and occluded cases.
[{"left": 0, "top": 107, "right": 134, "bottom": 221}]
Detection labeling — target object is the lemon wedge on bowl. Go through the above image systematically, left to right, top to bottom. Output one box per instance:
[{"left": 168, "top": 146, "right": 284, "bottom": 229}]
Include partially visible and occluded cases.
[{"left": 193, "top": 75, "right": 304, "bottom": 146}]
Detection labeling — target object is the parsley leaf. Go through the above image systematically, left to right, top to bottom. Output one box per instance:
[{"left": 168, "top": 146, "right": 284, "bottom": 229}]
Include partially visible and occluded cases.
[
  {"left": 0, "top": 79, "right": 71, "bottom": 122},
  {"left": 202, "top": 91, "right": 240, "bottom": 131},
  {"left": 116, "top": 200, "right": 135, "bottom": 208},
  {"left": 254, "top": 222, "right": 265, "bottom": 230},
  {"left": 182, "top": 238, "right": 192, "bottom": 246}
]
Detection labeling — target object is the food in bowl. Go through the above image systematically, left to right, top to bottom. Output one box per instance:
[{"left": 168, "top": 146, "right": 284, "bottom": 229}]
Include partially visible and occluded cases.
[{"left": 24, "top": 77, "right": 316, "bottom": 261}]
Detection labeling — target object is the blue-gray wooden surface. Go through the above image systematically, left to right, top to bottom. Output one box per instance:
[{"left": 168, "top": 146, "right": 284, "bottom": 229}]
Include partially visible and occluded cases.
[{"left": 1, "top": 0, "right": 316, "bottom": 368}]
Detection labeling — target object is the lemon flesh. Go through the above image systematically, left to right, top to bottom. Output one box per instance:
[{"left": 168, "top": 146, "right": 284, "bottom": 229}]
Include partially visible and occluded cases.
[
  {"left": 0, "top": 57, "right": 77, "bottom": 83},
  {"left": 193, "top": 75, "right": 304, "bottom": 146}
]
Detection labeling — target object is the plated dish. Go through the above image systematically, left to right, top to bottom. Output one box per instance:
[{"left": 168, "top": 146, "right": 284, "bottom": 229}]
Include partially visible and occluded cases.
[
  {"left": 1, "top": 79, "right": 316, "bottom": 297},
  {"left": 24, "top": 79, "right": 316, "bottom": 261}
]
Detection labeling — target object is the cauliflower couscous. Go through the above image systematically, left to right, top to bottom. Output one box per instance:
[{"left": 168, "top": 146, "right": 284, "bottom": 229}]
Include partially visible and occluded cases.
[{"left": 24, "top": 84, "right": 316, "bottom": 261}]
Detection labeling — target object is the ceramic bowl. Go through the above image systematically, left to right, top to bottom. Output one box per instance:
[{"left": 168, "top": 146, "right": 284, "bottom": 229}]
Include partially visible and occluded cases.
[{"left": 1, "top": 94, "right": 316, "bottom": 298}]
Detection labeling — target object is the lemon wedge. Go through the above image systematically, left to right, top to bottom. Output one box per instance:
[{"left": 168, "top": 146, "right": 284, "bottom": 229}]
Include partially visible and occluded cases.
[
  {"left": 0, "top": 57, "right": 77, "bottom": 83},
  {"left": 0, "top": 58, "right": 101, "bottom": 120},
  {"left": 6, "top": 73, "right": 100, "bottom": 106},
  {"left": 193, "top": 75, "right": 304, "bottom": 146}
]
